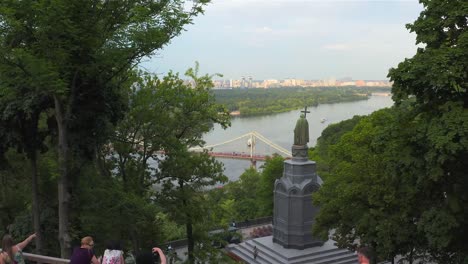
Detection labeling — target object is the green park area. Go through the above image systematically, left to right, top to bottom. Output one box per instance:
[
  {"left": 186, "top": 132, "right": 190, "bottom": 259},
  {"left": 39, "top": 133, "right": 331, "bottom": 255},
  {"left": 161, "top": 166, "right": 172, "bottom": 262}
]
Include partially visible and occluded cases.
[{"left": 213, "top": 87, "right": 390, "bottom": 117}]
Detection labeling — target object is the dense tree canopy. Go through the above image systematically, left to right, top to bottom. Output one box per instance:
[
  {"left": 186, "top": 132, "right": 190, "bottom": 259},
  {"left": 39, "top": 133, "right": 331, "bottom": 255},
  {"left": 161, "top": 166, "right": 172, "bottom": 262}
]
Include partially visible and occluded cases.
[
  {"left": 0, "top": 0, "right": 211, "bottom": 257},
  {"left": 388, "top": 0, "right": 468, "bottom": 260},
  {"left": 389, "top": 0, "right": 467, "bottom": 108},
  {"left": 314, "top": 1, "right": 468, "bottom": 263},
  {"left": 105, "top": 64, "right": 231, "bottom": 263}
]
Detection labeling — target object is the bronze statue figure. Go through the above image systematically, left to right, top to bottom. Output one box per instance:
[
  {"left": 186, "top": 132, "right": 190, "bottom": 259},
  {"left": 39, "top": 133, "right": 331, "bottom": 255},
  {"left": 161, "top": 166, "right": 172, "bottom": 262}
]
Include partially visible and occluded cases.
[{"left": 294, "top": 113, "right": 309, "bottom": 145}]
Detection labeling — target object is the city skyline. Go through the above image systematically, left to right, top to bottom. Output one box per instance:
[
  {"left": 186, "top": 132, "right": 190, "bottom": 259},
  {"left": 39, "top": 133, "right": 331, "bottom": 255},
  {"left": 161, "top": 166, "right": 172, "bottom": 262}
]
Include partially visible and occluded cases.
[
  {"left": 142, "top": 0, "right": 424, "bottom": 80},
  {"left": 210, "top": 77, "right": 391, "bottom": 88}
]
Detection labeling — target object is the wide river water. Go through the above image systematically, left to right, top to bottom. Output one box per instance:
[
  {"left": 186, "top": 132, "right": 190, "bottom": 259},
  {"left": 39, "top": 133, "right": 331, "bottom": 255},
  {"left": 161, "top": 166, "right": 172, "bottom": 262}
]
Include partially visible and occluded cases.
[{"left": 203, "top": 95, "right": 394, "bottom": 182}]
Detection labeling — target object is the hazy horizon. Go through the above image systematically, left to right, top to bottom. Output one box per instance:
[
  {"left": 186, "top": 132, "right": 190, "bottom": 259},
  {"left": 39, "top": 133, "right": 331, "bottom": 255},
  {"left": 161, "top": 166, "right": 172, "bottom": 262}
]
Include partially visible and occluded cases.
[{"left": 142, "top": 0, "right": 423, "bottom": 80}]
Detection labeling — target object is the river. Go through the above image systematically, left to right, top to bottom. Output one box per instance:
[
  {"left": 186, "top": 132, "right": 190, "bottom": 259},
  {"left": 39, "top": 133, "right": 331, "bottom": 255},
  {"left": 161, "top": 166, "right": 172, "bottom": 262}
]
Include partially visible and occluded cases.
[{"left": 203, "top": 95, "right": 394, "bottom": 182}]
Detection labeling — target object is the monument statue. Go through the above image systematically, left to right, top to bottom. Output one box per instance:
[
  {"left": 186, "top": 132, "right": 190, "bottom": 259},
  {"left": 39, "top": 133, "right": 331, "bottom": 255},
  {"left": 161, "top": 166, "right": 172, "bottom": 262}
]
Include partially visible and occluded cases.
[
  {"left": 226, "top": 103, "right": 357, "bottom": 263},
  {"left": 294, "top": 113, "right": 309, "bottom": 145}
]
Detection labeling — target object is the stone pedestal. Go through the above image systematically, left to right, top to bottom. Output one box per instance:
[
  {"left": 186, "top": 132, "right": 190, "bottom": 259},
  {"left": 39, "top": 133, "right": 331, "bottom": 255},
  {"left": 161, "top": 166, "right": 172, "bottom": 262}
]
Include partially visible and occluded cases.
[{"left": 272, "top": 144, "right": 324, "bottom": 249}]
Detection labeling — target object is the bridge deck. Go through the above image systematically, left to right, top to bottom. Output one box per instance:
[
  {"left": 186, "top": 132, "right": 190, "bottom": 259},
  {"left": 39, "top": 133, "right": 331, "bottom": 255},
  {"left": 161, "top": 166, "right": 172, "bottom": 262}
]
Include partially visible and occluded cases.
[{"left": 208, "top": 152, "right": 268, "bottom": 161}]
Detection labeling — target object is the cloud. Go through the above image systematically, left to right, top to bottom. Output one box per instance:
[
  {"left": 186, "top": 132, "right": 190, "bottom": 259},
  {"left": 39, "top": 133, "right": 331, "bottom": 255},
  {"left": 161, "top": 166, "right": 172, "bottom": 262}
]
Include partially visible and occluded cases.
[
  {"left": 153, "top": 0, "right": 423, "bottom": 80},
  {"left": 211, "top": 0, "right": 416, "bottom": 9},
  {"left": 244, "top": 26, "right": 274, "bottom": 34},
  {"left": 258, "top": 26, "right": 274, "bottom": 33},
  {"left": 322, "top": 44, "right": 351, "bottom": 51}
]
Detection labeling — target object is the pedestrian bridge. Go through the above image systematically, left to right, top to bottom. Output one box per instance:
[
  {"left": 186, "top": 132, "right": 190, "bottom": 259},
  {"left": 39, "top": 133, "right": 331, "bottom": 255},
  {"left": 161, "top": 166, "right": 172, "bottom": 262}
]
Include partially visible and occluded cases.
[{"left": 190, "top": 131, "right": 292, "bottom": 163}]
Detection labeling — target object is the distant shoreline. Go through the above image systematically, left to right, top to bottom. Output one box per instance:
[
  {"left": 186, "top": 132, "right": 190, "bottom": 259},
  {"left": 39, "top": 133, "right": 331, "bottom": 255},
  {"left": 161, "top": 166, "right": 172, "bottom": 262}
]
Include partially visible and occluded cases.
[
  {"left": 372, "top": 92, "right": 391, "bottom": 96},
  {"left": 228, "top": 93, "right": 392, "bottom": 117}
]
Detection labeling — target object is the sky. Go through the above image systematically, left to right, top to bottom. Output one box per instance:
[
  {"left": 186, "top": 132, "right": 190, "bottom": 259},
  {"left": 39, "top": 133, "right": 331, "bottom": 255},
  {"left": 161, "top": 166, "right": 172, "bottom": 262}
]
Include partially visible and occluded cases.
[{"left": 142, "top": 0, "right": 424, "bottom": 80}]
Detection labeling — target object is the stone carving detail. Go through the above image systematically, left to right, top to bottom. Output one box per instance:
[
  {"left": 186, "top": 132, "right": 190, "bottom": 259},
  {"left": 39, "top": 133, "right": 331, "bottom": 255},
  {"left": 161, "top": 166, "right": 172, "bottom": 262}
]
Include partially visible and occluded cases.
[
  {"left": 292, "top": 144, "right": 309, "bottom": 161},
  {"left": 292, "top": 147, "right": 308, "bottom": 158},
  {"left": 276, "top": 183, "right": 286, "bottom": 193},
  {"left": 303, "top": 183, "right": 320, "bottom": 195}
]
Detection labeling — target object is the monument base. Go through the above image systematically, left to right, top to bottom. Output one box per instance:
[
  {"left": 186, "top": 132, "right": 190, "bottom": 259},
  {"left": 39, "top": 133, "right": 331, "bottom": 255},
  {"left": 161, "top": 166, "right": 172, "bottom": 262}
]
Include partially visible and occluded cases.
[
  {"left": 291, "top": 144, "right": 309, "bottom": 162},
  {"left": 272, "top": 158, "right": 323, "bottom": 249},
  {"left": 272, "top": 235, "right": 323, "bottom": 250},
  {"left": 226, "top": 236, "right": 358, "bottom": 264}
]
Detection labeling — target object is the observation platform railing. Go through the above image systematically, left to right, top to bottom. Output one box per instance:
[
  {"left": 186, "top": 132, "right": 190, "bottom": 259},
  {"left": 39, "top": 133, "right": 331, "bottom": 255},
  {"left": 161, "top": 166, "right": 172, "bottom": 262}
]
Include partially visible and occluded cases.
[{"left": 24, "top": 252, "right": 69, "bottom": 264}]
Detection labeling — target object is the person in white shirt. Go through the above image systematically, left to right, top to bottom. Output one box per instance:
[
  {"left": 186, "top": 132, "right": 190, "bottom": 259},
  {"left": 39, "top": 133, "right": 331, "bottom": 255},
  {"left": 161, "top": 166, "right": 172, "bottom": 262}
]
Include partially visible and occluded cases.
[{"left": 102, "top": 241, "right": 125, "bottom": 264}]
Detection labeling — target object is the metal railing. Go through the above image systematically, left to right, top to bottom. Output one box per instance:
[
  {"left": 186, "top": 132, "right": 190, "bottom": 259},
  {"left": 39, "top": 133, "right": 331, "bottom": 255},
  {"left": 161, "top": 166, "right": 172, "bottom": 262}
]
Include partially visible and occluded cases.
[
  {"left": 6, "top": 217, "right": 272, "bottom": 263},
  {"left": 23, "top": 252, "right": 69, "bottom": 264}
]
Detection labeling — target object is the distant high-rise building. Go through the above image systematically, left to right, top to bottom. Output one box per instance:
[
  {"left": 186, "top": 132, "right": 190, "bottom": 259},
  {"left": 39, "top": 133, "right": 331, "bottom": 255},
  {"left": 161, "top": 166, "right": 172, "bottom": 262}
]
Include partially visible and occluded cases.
[
  {"left": 241, "top": 76, "right": 246, "bottom": 89},
  {"left": 248, "top": 76, "right": 253, "bottom": 88},
  {"left": 355, "top": 80, "right": 365, "bottom": 86}
]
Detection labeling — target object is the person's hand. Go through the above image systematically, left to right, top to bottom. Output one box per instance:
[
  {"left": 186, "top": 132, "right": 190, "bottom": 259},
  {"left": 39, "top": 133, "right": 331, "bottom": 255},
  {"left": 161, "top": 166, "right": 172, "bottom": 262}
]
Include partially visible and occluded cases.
[
  {"left": 29, "top": 233, "right": 37, "bottom": 240},
  {"left": 152, "top": 248, "right": 166, "bottom": 264}
]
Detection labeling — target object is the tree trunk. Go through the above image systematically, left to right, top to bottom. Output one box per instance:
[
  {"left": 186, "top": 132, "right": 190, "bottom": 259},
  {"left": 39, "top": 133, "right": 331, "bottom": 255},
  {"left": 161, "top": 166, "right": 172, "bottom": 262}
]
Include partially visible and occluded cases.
[
  {"left": 55, "top": 95, "right": 72, "bottom": 258},
  {"left": 94, "top": 144, "right": 110, "bottom": 179},
  {"left": 30, "top": 152, "right": 43, "bottom": 254},
  {"left": 181, "top": 180, "right": 194, "bottom": 264},
  {"left": 186, "top": 217, "right": 194, "bottom": 264},
  {"left": 130, "top": 227, "right": 140, "bottom": 254},
  {"left": 370, "top": 242, "right": 377, "bottom": 264},
  {"left": 409, "top": 248, "right": 414, "bottom": 264}
]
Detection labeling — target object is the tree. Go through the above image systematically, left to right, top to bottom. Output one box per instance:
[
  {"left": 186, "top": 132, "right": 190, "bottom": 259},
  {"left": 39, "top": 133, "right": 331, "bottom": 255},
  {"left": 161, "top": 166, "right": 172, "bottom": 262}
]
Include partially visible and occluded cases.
[
  {"left": 0, "top": 0, "right": 211, "bottom": 256},
  {"left": 388, "top": 0, "right": 468, "bottom": 261},
  {"left": 388, "top": 0, "right": 467, "bottom": 108},
  {"left": 314, "top": 1, "right": 467, "bottom": 263},
  {"left": 102, "top": 65, "right": 229, "bottom": 263},
  {"left": 154, "top": 66, "right": 229, "bottom": 264},
  {"left": 0, "top": 72, "right": 53, "bottom": 253},
  {"left": 315, "top": 107, "right": 430, "bottom": 263},
  {"left": 158, "top": 150, "right": 227, "bottom": 264},
  {"left": 258, "top": 154, "right": 284, "bottom": 216},
  {"left": 230, "top": 168, "right": 262, "bottom": 220}
]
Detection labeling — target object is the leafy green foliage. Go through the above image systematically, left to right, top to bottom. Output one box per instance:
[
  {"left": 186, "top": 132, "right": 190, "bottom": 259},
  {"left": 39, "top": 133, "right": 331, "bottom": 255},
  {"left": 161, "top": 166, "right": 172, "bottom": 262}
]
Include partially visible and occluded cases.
[
  {"left": 0, "top": 0, "right": 213, "bottom": 256},
  {"left": 387, "top": 0, "right": 468, "bottom": 261},
  {"left": 388, "top": 0, "right": 467, "bottom": 107},
  {"left": 315, "top": 1, "right": 468, "bottom": 262},
  {"left": 103, "top": 65, "right": 231, "bottom": 263},
  {"left": 313, "top": 107, "right": 424, "bottom": 262},
  {"left": 309, "top": 115, "right": 364, "bottom": 180},
  {"left": 157, "top": 150, "right": 227, "bottom": 263},
  {"left": 258, "top": 155, "right": 284, "bottom": 216},
  {"left": 206, "top": 156, "right": 285, "bottom": 226}
]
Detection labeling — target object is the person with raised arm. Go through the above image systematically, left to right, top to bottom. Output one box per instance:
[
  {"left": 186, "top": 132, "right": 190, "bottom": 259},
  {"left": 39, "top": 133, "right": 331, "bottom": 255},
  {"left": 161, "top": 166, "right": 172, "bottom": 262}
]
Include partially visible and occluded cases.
[
  {"left": 0, "top": 233, "right": 36, "bottom": 264},
  {"left": 151, "top": 247, "right": 166, "bottom": 264},
  {"left": 135, "top": 248, "right": 166, "bottom": 264}
]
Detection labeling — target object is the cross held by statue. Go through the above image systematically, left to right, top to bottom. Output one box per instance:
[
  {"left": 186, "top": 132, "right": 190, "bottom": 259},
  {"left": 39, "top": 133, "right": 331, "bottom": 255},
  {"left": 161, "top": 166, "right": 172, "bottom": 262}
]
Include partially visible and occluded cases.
[{"left": 301, "top": 106, "right": 310, "bottom": 118}]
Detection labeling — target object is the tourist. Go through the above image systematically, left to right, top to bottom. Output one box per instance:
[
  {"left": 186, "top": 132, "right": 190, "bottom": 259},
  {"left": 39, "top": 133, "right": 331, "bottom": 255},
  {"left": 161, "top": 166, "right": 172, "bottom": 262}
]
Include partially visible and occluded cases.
[
  {"left": 0, "top": 233, "right": 36, "bottom": 264},
  {"left": 70, "top": 236, "right": 100, "bottom": 264},
  {"left": 102, "top": 241, "right": 125, "bottom": 264},
  {"left": 253, "top": 245, "right": 258, "bottom": 260},
  {"left": 152, "top": 247, "right": 166, "bottom": 264},
  {"left": 357, "top": 247, "right": 371, "bottom": 264},
  {"left": 135, "top": 248, "right": 166, "bottom": 264}
]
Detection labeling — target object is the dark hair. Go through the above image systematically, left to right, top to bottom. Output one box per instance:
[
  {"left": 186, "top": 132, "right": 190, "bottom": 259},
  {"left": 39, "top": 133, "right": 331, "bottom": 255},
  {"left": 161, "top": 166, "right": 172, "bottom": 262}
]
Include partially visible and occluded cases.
[
  {"left": 1, "top": 235, "right": 14, "bottom": 262},
  {"left": 105, "top": 240, "right": 122, "bottom": 251},
  {"left": 358, "top": 246, "right": 373, "bottom": 259}
]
